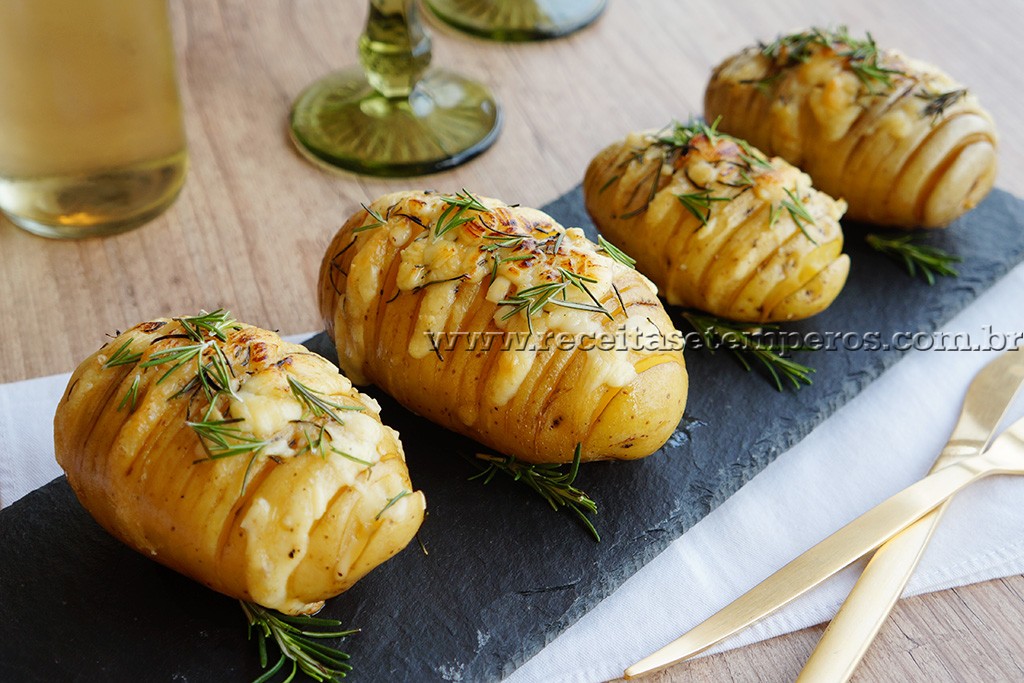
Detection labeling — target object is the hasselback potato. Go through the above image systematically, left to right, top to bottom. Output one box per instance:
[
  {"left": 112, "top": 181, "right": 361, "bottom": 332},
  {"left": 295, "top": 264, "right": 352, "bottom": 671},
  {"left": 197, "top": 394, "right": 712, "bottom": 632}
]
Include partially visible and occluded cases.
[
  {"left": 705, "top": 27, "right": 998, "bottom": 228},
  {"left": 583, "top": 121, "right": 849, "bottom": 322},
  {"left": 318, "top": 190, "right": 688, "bottom": 463},
  {"left": 55, "top": 312, "right": 425, "bottom": 615}
]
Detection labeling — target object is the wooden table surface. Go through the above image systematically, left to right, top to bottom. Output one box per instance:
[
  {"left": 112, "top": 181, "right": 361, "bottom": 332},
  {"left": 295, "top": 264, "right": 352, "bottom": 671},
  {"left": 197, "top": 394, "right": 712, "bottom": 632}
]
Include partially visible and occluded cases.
[{"left": 2, "top": 0, "right": 1022, "bottom": 680}]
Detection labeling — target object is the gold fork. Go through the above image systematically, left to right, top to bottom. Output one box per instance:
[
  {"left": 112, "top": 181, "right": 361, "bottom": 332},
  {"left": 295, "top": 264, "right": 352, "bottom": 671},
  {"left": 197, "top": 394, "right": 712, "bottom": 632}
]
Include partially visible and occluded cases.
[
  {"left": 798, "top": 347, "right": 1024, "bottom": 682},
  {"left": 626, "top": 362, "right": 1024, "bottom": 678}
]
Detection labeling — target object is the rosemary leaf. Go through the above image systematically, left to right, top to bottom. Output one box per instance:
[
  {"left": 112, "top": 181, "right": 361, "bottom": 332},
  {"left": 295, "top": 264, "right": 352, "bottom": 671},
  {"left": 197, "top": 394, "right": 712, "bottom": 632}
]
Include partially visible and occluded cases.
[
  {"left": 780, "top": 187, "right": 819, "bottom": 244},
  {"left": 353, "top": 203, "right": 387, "bottom": 232},
  {"left": 597, "top": 235, "right": 637, "bottom": 269},
  {"left": 103, "top": 338, "right": 142, "bottom": 368},
  {"left": 117, "top": 375, "right": 141, "bottom": 412},
  {"left": 375, "top": 490, "right": 411, "bottom": 520}
]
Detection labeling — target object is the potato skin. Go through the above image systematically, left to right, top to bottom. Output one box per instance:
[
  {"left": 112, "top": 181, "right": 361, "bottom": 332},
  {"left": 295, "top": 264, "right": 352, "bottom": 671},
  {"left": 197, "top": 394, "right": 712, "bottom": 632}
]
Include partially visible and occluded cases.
[
  {"left": 705, "top": 28, "right": 998, "bottom": 228},
  {"left": 584, "top": 126, "right": 849, "bottom": 322},
  {"left": 318, "top": 191, "right": 688, "bottom": 463},
  {"left": 55, "top": 318, "right": 425, "bottom": 615}
]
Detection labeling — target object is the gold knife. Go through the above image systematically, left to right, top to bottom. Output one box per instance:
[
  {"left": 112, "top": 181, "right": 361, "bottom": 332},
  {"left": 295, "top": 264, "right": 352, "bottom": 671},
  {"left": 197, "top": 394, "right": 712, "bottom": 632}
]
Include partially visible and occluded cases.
[
  {"left": 798, "top": 348, "right": 1024, "bottom": 683},
  {"left": 625, "top": 410, "right": 1024, "bottom": 678}
]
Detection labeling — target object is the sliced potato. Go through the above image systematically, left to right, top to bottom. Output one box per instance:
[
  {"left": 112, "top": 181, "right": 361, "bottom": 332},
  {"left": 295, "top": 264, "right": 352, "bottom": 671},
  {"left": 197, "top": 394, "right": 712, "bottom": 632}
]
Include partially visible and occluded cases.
[
  {"left": 705, "top": 27, "right": 998, "bottom": 228},
  {"left": 584, "top": 122, "right": 849, "bottom": 322},
  {"left": 318, "top": 191, "right": 688, "bottom": 463}
]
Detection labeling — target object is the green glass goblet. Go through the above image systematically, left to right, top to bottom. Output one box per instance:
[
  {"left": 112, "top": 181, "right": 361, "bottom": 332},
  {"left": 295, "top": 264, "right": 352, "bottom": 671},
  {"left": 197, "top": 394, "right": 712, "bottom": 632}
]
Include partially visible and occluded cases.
[{"left": 290, "top": 0, "right": 502, "bottom": 177}]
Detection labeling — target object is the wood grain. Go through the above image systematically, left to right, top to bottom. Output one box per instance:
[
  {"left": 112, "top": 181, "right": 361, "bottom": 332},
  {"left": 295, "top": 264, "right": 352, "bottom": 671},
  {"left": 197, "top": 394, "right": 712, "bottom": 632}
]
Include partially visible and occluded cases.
[{"left": 1, "top": 0, "right": 1022, "bottom": 680}]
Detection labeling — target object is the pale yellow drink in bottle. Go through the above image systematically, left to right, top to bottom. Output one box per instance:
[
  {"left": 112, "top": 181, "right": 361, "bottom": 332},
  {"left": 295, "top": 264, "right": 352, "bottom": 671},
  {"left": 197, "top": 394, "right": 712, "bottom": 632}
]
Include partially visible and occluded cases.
[{"left": 0, "top": 0, "right": 187, "bottom": 238}]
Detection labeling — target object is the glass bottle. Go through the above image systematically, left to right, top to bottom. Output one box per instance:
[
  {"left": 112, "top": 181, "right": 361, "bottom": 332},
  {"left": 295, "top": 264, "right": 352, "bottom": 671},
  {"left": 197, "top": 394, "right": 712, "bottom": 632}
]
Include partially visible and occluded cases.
[{"left": 0, "top": 0, "right": 188, "bottom": 239}]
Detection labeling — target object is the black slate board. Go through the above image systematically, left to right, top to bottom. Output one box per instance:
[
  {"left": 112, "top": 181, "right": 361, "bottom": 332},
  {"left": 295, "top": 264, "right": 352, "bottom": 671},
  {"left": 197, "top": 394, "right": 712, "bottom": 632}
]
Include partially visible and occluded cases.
[{"left": 2, "top": 187, "right": 1024, "bottom": 682}]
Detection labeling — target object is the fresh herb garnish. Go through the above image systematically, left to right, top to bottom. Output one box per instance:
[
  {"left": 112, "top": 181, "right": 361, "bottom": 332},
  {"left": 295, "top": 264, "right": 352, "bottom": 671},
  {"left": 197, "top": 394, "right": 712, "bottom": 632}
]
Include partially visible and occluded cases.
[
  {"left": 760, "top": 27, "right": 904, "bottom": 92},
  {"left": 916, "top": 88, "right": 967, "bottom": 123},
  {"left": 618, "top": 117, "right": 770, "bottom": 220},
  {"left": 776, "top": 187, "right": 819, "bottom": 243},
  {"left": 434, "top": 189, "right": 489, "bottom": 240},
  {"left": 676, "top": 189, "right": 731, "bottom": 228},
  {"left": 353, "top": 203, "right": 387, "bottom": 232},
  {"left": 866, "top": 233, "right": 961, "bottom": 285},
  {"left": 597, "top": 235, "right": 636, "bottom": 269},
  {"left": 498, "top": 267, "right": 611, "bottom": 333},
  {"left": 176, "top": 309, "right": 234, "bottom": 342},
  {"left": 683, "top": 311, "right": 816, "bottom": 391},
  {"left": 103, "top": 338, "right": 142, "bottom": 368},
  {"left": 142, "top": 341, "right": 236, "bottom": 401},
  {"left": 117, "top": 375, "right": 141, "bottom": 412},
  {"left": 287, "top": 376, "right": 364, "bottom": 425},
  {"left": 188, "top": 417, "right": 270, "bottom": 461},
  {"left": 471, "top": 443, "right": 599, "bottom": 542},
  {"left": 375, "top": 490, "right": 411, "bottom": 520},
  {"left": 241, "top": 601, "right": 357, "bottom": 683}
]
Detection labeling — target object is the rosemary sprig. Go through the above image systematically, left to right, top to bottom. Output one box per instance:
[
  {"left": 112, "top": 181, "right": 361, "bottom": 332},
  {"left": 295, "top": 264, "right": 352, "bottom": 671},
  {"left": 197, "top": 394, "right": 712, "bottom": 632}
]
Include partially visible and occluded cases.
[
  {"left": 761, "top": 27, "right": 904, "bottom": 92},
  {"left": 838, "top": 30, "right": 903, "bottom": 90},
  {"left": 916, "top": 88, "right": 967, "bottom": 123},
  {"left": 658, "top": 116, "right": 724, "bottom": 149},
  {"left": 777, "top": 187, "right": 818, "bottom": 243},
  {"left": 434, "top": 189, "right": 489, "bottom": 240},
  {"left": 676, "top": 189, "right": 731, "bottom": 228},
  {"left": 353, "top": 203, "right": 387, "bottom": 232},
  {"left": 866, "top": 233, "right": 961, "bottom": 285},
  {"left": 597, "top": 235, "right": 636, "bottom": 269},
  {"left": 498, "top": 267, "right": 611, "bottom": 333},
  {"left": 176, "top": 309, "right": 235, "bottom": 342},
  {"left": 683, "top": 311, "right": 816, "bottom": 391},
  {"left": 103, "top": 338, "right": 142, "bottom": 368},
  {"left": 142, "top": 340, "right": 236, "bottom": 401},
  {"left": 141, "top": 342, "right": 206, "bottom": 384},
  {"left": 287, "top": 376, "right": 364, "bottom": 425},
  {"left": 188, "top": 417, "right": 270, "bottom": 461},
  {"left": 471, "top": 444, "right": 599, "bottom": 541},
  {"left": 241, "top": 601, "right": 357, "bottom": 683}
]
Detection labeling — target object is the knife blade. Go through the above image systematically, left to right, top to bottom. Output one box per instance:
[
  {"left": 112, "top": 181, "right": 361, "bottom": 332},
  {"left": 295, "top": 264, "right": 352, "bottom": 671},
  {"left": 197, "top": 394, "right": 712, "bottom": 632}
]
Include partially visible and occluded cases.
[{"left": 797, "top": 347, "right": 1024, "bottom": 683}]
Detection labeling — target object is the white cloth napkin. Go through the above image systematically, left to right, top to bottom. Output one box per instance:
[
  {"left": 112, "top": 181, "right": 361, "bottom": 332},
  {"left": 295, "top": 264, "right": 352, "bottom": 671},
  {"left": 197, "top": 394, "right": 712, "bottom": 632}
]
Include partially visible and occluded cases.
[{"left": 3, "top": 263, "right": 1024, "bottom": 683}]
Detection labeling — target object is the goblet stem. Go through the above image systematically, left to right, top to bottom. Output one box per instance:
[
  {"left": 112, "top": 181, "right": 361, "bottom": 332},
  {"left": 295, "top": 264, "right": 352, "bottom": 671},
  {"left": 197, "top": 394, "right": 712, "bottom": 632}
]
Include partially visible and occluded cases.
[{"left": 360, "top": 0, "right": 431, "bottom": 98}]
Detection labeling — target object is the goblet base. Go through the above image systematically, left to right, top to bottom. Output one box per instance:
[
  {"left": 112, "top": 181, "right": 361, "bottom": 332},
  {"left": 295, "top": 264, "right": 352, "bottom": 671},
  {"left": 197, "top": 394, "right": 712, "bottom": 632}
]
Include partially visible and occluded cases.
[
  {"left": 425, "top": 0, "right": 607, "bottom": 41},
  {"left": 289, "top": 66, "right": 502, "bottom": 177}
]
